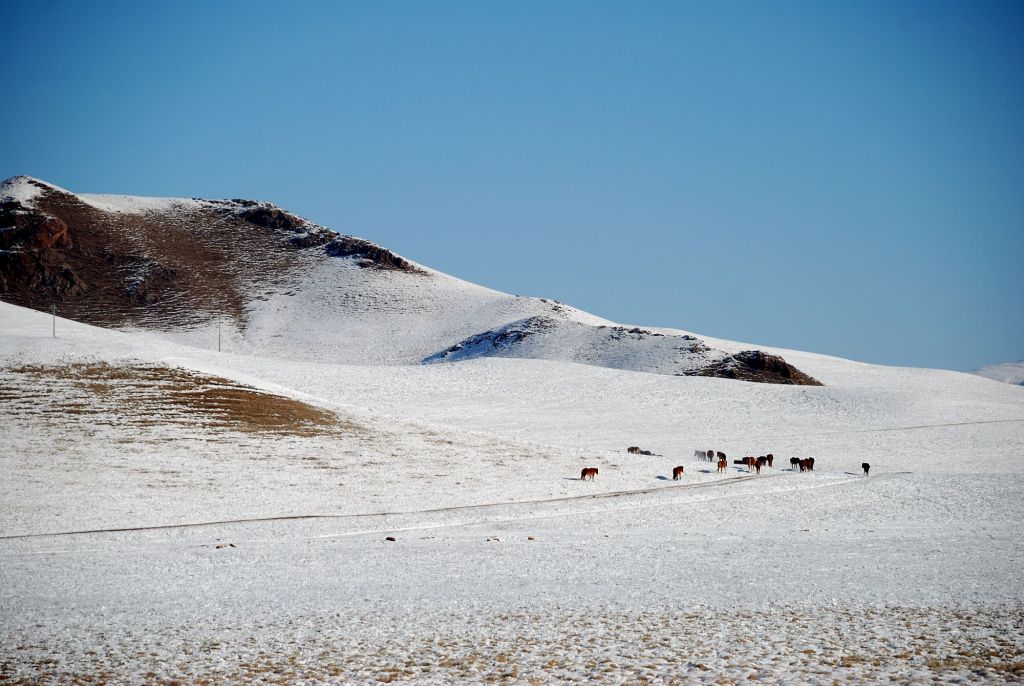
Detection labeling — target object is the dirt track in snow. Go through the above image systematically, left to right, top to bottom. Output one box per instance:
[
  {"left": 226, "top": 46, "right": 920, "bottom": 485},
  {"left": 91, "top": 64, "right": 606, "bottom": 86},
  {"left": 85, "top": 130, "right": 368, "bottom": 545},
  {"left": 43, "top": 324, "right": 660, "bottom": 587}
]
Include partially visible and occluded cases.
[{"left": 0, "top": 469, "right": 900, "bottom": 542}]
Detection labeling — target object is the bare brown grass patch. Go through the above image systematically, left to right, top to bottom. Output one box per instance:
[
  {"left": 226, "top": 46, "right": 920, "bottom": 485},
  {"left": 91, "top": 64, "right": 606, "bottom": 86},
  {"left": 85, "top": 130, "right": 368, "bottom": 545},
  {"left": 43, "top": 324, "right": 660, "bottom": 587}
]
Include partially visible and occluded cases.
[{"left": 3, "top": 362, "right": 357, "bottom": 437}]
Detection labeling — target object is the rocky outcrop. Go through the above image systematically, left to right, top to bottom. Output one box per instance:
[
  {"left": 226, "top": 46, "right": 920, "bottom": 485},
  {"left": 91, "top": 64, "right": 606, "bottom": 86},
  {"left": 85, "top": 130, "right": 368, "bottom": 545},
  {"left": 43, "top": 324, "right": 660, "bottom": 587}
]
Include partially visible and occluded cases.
[
  {"left": 231, "top": 201, "right": 422, "bottom": 272},
  {"left": 235, "top": 205, "right": 309, "bottom": 233},
  {"left": 324, "top": 235, "right": 422, "bottom": 272},
  {"left": 694, "top": 350, "right": 823, "bottom": 386}
]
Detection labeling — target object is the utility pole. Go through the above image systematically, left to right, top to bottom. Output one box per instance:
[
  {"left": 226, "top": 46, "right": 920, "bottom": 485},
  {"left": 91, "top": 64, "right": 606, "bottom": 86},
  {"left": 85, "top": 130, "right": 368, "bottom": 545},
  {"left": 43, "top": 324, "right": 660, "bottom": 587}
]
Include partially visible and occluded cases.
[
  {"left": 51, "top": 305, "right": 58, "bottom": 338},
  {"left": 218, "top": 318, "right": 222, "bottom": 352}
]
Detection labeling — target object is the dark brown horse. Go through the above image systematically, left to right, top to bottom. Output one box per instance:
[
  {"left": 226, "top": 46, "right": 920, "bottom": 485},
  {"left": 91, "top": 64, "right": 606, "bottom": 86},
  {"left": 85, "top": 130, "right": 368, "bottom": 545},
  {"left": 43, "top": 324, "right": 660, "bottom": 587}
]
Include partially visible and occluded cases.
[
  {"left": 627, "top": 446, "right": 640, "bottom": 454},
  {"left": 706, "top": 449, "right": 715, "bottom": 461},
  {"left": 716, "top": 451, "right": 726, "bottom": 460},
  {"left": 766, "top": 453, "right": 774, "bottom": 468},
  {"left": 790, "top": 457, "right": 800, "bottom": 470},
  {"left": 798, "top": 459, "right": 812, "bottom": 472},
  {"left": 862, "top": 462, "right": 870, "bottom": 476},
  {"left": 672, "top": 466, "right": 685, "bottom": 480},
  {"left": 581, "top": 467, "right": 599, "bottom": 480}
]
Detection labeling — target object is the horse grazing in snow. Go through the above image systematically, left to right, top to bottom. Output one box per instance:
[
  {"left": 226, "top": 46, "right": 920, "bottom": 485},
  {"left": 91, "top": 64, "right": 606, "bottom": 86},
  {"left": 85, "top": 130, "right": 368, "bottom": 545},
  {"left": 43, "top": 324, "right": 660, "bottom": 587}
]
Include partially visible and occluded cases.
[
  {"left": 627, "top": 446, "right": 640, "bottom": 454},
  {"left": 672, "top": 466, "right": 685, "bottom": 480},
  {"left": 581, "top": 467, "right": 599, "bottom": 481}
]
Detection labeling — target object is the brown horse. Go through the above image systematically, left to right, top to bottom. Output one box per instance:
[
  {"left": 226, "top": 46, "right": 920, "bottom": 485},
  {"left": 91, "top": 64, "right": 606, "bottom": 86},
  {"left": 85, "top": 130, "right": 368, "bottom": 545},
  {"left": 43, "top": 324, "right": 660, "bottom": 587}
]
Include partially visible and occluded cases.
[
  {"left": 627, "top": 446, "right": 640, "bottom": 454},
  {"left": 706, "top": 449, "right": 715, "bottom": 461},
  {"left": 766, "top": 453, "right": 774, "bottom": 468},
  {"left": 742, "top": 456, "right": 757, "bottom": 473},
  {"left": 717, "top": 458, "right": 727, "bottom": 473},
  {"left": 798, "top": 459, "right": 812, "bottom": 472},
  {"left": 672, "top": 466, "right": 685, "bottom": 480},
  {"left": 581, "top": 467, "right": 599, "bottom": 480}
]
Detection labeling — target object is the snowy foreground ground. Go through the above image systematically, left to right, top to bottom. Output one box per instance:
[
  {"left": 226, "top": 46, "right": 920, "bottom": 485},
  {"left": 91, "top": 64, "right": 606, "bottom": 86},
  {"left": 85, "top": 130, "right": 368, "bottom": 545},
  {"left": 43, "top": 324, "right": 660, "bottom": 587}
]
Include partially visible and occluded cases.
[{"left": 2, "top": 303, "right": 1024, "bottom": 684}]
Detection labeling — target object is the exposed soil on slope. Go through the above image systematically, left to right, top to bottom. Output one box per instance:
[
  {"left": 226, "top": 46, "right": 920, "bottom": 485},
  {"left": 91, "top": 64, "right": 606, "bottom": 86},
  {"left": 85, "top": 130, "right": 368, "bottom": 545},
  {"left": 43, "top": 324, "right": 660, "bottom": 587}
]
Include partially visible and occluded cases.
[
  {"left": 0, "top": 179, "right": 421, "bottom": 331},
  {"left": 0, "top": 362, "right": 353, "bottom": 437}
]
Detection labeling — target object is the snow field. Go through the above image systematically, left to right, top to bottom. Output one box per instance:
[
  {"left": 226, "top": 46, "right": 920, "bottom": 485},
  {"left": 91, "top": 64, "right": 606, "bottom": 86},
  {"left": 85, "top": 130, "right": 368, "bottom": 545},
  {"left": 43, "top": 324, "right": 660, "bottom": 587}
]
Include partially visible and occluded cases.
[
  {"left": 2, "top": 297, "right": 1023, "bottom": 683},
  {"left": 2, "top": 477, "right": 1022, "bottom": 685},
  {"left": 3, "top": 604, "right": 1021, "bottom": 684}
]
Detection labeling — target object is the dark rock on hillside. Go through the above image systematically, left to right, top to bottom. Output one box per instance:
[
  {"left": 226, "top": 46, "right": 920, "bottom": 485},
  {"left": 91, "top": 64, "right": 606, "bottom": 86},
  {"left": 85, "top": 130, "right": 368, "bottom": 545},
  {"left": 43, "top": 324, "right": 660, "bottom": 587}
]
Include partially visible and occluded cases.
[
  {"left": 234, "top": 203, "right": 421, "bottom": 272},
  {"left": 237, "top": 206, "right": 310, "bottom": 233},
  {"left": 324, "top": 235, "right": 422, "bottom": 272},
  {"left": 693, "top": 350, "right": 823, "bottom": 386}
]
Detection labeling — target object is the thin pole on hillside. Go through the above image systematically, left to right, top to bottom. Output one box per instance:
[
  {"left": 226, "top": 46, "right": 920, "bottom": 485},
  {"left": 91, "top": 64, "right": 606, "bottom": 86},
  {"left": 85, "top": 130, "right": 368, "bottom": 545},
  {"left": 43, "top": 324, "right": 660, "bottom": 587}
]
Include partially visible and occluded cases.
[
  {"left": 51, "top": 305, "right": 58, "bottom": 338},
  {"left": 218, "top": 318, "right": 222, "bottom": 353}
]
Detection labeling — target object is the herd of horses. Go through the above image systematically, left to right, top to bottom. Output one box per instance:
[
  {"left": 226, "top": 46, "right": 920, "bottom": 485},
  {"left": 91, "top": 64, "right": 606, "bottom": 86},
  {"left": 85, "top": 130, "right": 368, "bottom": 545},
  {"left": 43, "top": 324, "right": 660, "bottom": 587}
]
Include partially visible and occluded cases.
[{"left": 580, "top": 449, "right": 872, "bottom": 481}]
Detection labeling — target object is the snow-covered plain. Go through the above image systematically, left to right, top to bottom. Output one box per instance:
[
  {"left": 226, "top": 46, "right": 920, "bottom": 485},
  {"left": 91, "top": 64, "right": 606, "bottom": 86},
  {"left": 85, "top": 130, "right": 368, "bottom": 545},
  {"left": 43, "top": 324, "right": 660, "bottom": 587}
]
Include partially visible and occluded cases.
[{"left": 2, "top": 301, "right": 1023, "bottom": 684}]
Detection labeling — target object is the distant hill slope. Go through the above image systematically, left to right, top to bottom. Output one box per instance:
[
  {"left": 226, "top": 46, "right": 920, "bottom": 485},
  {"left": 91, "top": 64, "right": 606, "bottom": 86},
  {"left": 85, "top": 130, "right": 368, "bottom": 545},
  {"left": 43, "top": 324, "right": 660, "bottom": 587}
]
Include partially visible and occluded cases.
[
  {"left": 0, "top": 175, "right": 819, "bottom": 384},
  {"left": 971, "top": 360, "right": 1024, "bottom": 386}
]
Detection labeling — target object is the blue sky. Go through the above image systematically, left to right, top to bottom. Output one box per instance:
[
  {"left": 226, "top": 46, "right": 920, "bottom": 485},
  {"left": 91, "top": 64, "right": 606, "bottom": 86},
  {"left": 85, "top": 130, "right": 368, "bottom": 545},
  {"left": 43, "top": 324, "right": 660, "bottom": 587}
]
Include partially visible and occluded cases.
[{"left": 4, "top": 0, "right": 1022, "bottom": 371}]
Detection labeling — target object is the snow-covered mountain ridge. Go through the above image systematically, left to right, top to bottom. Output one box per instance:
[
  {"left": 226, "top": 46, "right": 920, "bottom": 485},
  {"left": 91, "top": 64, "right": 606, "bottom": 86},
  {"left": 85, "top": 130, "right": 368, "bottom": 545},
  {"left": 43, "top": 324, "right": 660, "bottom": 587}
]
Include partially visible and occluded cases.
[
  {"left": 0, "top": 175, "right": 819, "bottom": 383},
  {"left": 972, "top": 359, "right": 1024, "bottom": 386}
]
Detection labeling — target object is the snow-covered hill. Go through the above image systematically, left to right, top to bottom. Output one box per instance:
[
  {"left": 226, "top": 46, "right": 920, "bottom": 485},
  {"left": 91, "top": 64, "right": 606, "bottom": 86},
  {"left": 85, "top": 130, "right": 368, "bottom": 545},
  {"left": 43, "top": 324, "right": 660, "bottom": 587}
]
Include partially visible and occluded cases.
[
  {"left": 0, "top": 175, "right": 817, "bottom": 383},
  {"left": 3, "top": 297, "right": 1022, "bottom": 538},
  {"left": 972, "top": 359, "right": 1024, "bottom": 385}
]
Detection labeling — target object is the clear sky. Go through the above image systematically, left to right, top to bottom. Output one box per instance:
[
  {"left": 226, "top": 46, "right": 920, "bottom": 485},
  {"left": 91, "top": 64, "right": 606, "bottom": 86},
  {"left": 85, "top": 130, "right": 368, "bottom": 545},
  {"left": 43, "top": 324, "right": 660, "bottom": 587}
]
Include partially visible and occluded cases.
[{"left": 4, "top": 0, "right": 1022, "bottom": 371}]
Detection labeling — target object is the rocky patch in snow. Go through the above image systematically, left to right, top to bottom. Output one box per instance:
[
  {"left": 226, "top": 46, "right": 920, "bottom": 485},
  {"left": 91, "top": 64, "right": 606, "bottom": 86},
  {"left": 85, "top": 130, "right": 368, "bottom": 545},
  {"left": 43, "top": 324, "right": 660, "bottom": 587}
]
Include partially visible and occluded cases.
[{"left": 692, "top": 349, "right": 824, "bottom": 386}]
